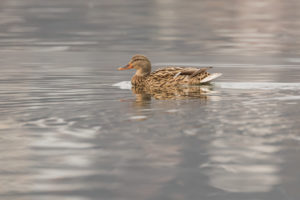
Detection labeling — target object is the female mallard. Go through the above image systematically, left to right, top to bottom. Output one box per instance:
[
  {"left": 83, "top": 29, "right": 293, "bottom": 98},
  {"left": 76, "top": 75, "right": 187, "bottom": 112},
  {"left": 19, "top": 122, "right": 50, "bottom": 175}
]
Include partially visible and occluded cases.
[{"left": 118, "top": 55, "right": 222, "bottom": 87}]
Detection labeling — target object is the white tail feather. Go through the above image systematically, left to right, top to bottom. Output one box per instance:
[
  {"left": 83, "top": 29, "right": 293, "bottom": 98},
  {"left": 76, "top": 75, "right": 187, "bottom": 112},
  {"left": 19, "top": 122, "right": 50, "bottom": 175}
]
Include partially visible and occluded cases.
[
  {"left": 173, "top": 72, "right": 181, "bottom": 79},
  {"left": 200, "top": 73, "right": 222, "bottom": 83}
]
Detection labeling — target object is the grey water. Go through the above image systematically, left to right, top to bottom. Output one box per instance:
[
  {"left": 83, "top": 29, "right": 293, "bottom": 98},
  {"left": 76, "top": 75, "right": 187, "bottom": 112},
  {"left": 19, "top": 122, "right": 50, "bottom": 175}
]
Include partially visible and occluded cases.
[{"left": 1, "top": 0, "right": 300, "bottom": 200}]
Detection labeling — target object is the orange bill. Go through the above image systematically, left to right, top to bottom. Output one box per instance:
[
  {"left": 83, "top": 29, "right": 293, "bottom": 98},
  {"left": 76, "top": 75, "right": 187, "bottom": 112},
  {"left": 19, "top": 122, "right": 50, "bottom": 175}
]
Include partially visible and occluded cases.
[{"left": 118, "top": 64, "right": 133, "bottom": 70}]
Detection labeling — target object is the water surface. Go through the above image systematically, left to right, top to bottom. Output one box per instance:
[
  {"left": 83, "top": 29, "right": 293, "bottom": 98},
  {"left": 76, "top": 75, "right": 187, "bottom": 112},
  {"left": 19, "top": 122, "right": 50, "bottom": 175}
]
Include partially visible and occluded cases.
[{"left": 1, "top": 0, "right": 300, "bottom": 200}]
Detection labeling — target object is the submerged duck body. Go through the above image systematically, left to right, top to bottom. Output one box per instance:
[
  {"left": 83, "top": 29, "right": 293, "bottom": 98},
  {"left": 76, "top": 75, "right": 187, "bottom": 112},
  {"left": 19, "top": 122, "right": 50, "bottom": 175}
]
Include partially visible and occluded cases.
[{"left": 118, "top": 55, "right": 221, "bottom": 88}]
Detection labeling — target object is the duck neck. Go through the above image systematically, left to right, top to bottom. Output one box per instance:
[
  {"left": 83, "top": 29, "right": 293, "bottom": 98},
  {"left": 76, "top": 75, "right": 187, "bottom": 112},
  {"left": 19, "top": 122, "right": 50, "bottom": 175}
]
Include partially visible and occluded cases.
[
  {"left": 132, "top": 63, "right": 151, "bottom": 85},
  {"left": 135, "top": 67, "right": 151, "bottom": 77},
  {"left": 131, "top": 75, "right": 144, "bottom": 86}
]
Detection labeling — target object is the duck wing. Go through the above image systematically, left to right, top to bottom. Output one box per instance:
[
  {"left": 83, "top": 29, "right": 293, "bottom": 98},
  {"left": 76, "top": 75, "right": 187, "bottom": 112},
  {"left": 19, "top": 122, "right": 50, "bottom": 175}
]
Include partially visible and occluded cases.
[
  {"left": 148, "top": 66, "right": 220, "bottom": 86},
  {"left": 151, "top": 66, "right": 211, "bottom": 77}
]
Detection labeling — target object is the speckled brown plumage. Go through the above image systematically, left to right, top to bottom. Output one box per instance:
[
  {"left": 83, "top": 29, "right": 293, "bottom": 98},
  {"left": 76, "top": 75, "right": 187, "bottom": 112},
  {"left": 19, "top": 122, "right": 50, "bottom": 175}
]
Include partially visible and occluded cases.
[{"left": 143, "top": 66, "right": 211, "bottom": 88}]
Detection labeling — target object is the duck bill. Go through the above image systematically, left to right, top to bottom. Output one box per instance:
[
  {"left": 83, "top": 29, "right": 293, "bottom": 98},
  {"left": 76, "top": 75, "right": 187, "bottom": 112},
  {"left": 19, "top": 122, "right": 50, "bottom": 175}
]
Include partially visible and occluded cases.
[{"left": 118, "top": 64, "right": 133, "bottom": 70}]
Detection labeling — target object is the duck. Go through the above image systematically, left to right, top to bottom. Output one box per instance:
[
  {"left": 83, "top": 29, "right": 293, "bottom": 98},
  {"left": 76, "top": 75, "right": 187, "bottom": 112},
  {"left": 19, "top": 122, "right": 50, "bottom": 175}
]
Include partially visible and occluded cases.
[{"left": 118, "top": 55, "right": 222, "bottom": 88}]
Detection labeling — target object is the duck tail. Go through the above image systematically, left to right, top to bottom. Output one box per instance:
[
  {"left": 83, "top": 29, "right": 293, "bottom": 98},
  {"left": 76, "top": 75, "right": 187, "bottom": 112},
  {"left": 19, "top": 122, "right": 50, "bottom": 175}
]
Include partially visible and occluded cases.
[{"left": 200, "top": 73, "right": 222, "bottom": 83}]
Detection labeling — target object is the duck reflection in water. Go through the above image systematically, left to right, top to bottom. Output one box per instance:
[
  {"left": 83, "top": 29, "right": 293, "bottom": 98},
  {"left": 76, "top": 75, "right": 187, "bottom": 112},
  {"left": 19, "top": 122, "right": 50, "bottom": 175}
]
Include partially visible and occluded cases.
[
  {"left": 130, "top": 84, "right": 213, "bottom": 110},
  {"left": 132, "top": 84, "right": 211, "bottom": 101}
]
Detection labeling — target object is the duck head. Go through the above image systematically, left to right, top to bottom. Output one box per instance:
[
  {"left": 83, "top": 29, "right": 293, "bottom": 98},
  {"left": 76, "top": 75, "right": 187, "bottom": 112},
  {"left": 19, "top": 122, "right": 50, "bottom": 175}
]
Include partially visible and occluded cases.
[{"left": 118, "top": 55, "right": 151, "bottom": 76}]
